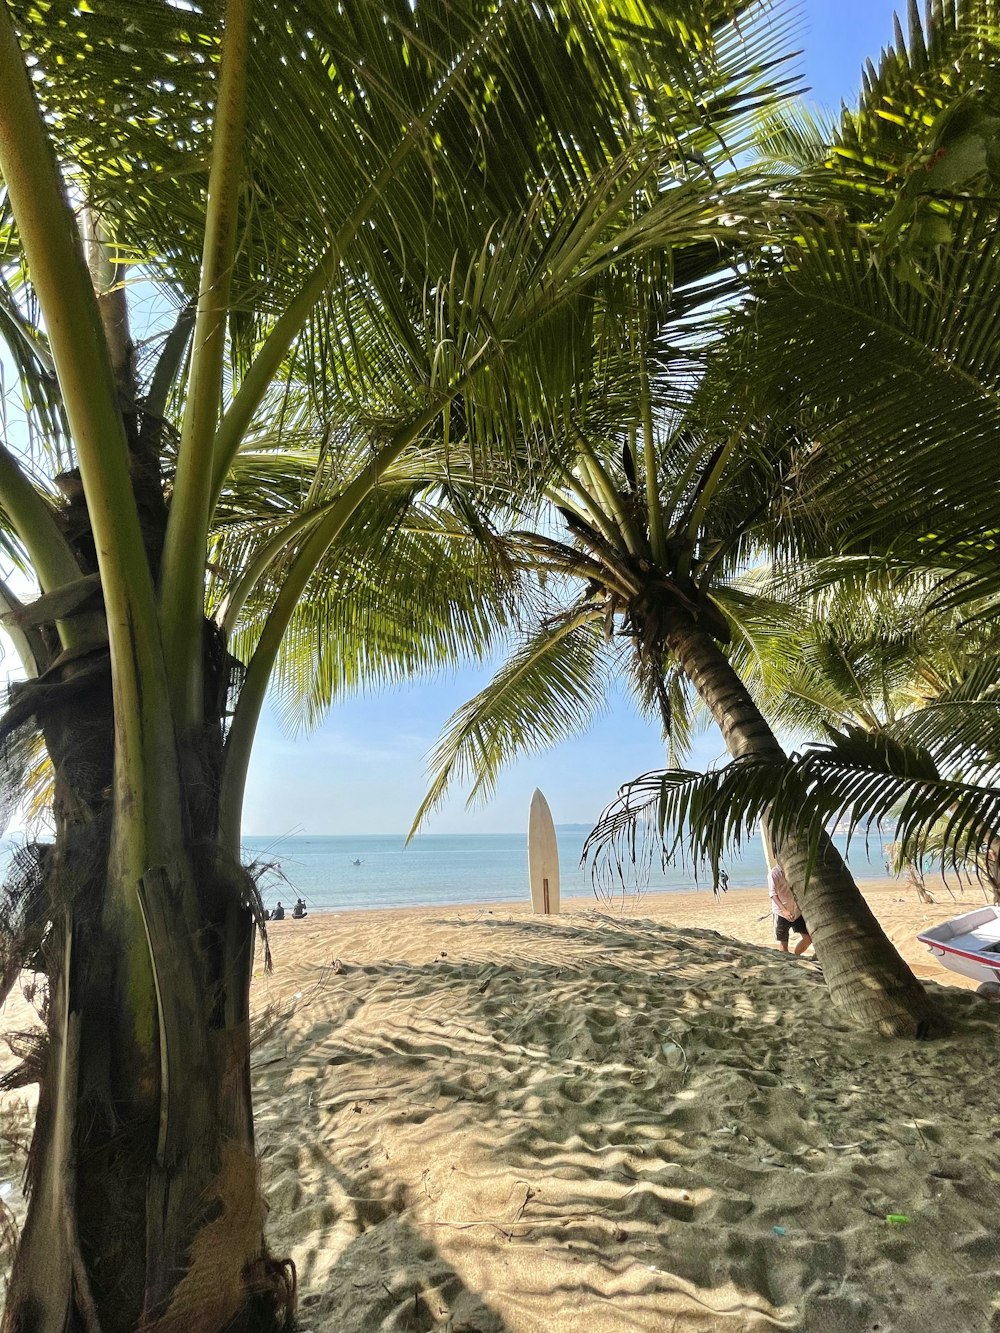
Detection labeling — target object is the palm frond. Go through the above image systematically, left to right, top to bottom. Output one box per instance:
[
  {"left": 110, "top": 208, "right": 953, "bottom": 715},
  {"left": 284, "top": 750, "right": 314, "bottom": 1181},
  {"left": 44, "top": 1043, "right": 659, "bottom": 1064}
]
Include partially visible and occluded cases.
[
  {"left": 229, "top": 486, "right": 519, "bottom": 730},
  {"left": 411, "top": 607, "right": 608, "bottom": 833},
  {"left": 586, "top": 721, "right": 1000, "bottom": 890}
]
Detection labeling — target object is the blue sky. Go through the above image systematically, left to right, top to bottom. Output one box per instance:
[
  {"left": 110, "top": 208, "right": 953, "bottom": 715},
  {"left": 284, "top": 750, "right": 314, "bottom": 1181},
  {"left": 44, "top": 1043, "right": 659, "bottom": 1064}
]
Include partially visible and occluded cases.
[{"left": 242, "top": 0, "right": 907, "bottom": 838}]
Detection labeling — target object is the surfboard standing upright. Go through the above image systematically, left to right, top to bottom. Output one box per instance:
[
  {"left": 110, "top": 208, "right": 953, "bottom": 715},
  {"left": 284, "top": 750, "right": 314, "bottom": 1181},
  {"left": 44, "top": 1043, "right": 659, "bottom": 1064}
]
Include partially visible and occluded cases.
[{"left": 528, "top": 788, "right": 560, "bottom": 915}]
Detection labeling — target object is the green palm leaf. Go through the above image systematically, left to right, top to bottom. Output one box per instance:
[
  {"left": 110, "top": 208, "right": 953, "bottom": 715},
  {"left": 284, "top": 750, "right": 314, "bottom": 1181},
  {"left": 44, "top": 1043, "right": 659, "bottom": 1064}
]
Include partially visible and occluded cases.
[
  {"left": 411, "top": 607, "right": 610, "bottom": 831},
  {"left": 587, "top": 722, "right": 1000, "bottom": 888}
]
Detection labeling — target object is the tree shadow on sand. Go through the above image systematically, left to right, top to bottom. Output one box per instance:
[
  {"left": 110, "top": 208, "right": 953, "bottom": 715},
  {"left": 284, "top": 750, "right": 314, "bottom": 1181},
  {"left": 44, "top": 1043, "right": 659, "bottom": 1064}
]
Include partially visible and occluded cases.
[
  {"left": 254, "top": 916, "right": 1000, "bottom": 1333},
  {"left": 280, "top": 1163, "right": 509, "bottom": 1332}
]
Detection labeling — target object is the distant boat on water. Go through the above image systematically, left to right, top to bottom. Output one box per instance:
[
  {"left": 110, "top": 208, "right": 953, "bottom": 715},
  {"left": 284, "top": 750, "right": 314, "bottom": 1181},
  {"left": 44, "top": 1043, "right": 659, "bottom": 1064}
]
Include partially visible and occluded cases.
[{"left": 352, "top": 858, "right": 364, "bottom": 866}]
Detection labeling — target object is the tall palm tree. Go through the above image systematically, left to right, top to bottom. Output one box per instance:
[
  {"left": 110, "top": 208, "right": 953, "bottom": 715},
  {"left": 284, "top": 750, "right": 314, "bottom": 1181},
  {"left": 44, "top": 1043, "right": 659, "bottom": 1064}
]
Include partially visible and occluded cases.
[
  {"left": 0, "top": 0, "right": 792, "bottom": 1325},
  {"left": 585, "top": 0, "right": 1000, "bottom": 992},
  {"left": 414, "top": 392, "right": 943, "bottom": 1036}
]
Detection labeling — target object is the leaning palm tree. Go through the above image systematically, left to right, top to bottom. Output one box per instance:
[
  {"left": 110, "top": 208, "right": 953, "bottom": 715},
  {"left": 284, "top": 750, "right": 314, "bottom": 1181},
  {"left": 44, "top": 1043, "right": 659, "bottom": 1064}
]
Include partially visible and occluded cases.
[
  {"left": 0, "top": 0, "right": 794, "bottom": 1325},
  {"left": 583, "top": 0, "right": 1000, "bottom": 1000},
  {"left": 414, "top": 384, "right": 943, "bottom": 1036},
  {"left": 597, "top": 651, "right": 1000, "bottom": 944}
]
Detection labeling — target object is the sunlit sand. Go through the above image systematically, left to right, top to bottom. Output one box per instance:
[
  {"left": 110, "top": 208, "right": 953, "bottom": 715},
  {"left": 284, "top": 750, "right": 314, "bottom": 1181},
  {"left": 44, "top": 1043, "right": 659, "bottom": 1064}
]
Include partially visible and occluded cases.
[{"left": 2, "top": 879, "right": 999, "bottom": 1330}]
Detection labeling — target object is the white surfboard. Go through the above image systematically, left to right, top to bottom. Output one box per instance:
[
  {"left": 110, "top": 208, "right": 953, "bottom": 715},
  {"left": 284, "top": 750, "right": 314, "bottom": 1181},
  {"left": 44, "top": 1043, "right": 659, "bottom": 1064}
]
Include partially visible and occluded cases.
[{"left": 528, "top": 788, "right": 560, "bottom": 915}]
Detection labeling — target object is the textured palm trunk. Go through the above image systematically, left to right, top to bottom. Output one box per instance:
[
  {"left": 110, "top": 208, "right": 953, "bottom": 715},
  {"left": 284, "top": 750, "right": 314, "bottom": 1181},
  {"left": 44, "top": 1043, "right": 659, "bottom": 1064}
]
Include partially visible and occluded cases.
[
  {"left": 0, "top": 9, "right": 283, "bottom": 1315},
  {"left": 664, "top": 616, "right": 944, "bottom": 1038},
  {"left": 1, "top": 644, "right": 280, "bottom": 1331}
]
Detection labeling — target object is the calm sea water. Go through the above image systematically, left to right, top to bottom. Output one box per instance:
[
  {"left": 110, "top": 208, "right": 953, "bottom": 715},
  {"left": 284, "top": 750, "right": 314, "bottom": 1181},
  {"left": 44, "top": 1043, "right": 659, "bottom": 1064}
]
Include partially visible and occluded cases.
[{"left": 241, "top": 830, "right": 892, "bottom": 915}]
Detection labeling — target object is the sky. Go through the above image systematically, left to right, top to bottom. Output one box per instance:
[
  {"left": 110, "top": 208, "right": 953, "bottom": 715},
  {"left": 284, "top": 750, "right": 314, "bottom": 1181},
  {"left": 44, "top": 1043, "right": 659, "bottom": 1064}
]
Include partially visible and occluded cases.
[{"left": 241, "top": 0, "right": 908, "bottom": 838}]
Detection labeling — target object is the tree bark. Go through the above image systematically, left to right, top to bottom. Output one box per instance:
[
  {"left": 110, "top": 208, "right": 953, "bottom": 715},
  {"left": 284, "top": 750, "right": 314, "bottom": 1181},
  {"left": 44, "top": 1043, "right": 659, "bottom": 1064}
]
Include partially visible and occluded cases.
[
  {"left": 664, "top": 616, "right": 944, "bottom": 1038},
  {"left": 1, "top": 650, "right": 282, "bottom": 1331}
]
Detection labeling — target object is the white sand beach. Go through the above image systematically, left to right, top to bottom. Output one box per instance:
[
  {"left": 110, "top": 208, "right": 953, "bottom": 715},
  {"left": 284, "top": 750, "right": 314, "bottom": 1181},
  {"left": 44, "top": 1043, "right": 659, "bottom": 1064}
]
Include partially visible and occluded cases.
[{"left": 3, "top": 879, "right": 1000, "bottom": 1330}]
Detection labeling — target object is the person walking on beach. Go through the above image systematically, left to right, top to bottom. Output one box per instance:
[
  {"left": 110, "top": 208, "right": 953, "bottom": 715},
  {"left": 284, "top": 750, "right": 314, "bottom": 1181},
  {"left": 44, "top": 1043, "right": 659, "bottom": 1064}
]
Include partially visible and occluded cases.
[{"left": 768, "top": 862, "right": 812, "bottom": 955}]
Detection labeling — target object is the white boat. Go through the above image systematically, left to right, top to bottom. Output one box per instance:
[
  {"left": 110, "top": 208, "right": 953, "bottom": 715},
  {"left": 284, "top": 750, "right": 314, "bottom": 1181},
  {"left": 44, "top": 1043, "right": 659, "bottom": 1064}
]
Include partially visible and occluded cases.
[{"left": 918, "top": 906, "right": 1000, "bottom": 985}]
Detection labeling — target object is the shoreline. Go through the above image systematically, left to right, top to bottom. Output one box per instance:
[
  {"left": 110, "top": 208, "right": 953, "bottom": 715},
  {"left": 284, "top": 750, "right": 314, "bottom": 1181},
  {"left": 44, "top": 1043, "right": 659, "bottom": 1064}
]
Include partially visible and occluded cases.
[
  {"left": 250, "top": 829, "right": 902, "bottom": 915},
  {"left": 263, "top": 874, "right": 988, "bottom": 991},
  {"left": 271, "top": 874, "right": 896, "bottom": 917}
]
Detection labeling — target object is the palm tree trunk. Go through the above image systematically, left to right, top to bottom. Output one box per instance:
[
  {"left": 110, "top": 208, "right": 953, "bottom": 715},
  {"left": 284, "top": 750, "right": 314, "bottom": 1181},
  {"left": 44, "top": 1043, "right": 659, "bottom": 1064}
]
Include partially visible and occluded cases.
[
  {"left": 664, "top": 615, "right": 944, "bottom": 1037},
  {"left": 1, "top": 649, "right": 283, "bottom": 1332}
]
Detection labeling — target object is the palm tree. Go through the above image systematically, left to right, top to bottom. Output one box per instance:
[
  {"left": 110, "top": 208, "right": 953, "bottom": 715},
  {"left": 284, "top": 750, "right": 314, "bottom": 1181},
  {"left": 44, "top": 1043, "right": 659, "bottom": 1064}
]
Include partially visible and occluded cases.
[
  {"left": 0, "top": 0, "right": 792, "bottom": 1325},
  {"left": 583, "top": 0, "right": 1000, "bottom": 1005},
  {"left": 414, "top": 385, "right": 943, "bottom": 1037},
  {"left": 739, "top": 576, "right": 1000, "bottom": 900},
  {"left": 599, "top": 652, "right": 1000, "bottom": 943}
]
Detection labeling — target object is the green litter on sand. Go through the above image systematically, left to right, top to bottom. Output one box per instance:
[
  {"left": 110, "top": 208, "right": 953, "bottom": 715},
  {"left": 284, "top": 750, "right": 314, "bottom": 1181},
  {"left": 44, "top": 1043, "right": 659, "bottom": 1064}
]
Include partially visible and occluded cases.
[{"left": 885, "top": 1214, "right": 911, "bottom": 1225}]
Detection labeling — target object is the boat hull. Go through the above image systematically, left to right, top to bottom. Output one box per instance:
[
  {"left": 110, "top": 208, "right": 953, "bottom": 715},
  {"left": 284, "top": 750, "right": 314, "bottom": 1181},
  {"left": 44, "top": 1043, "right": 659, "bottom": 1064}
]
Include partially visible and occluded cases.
[{"left": 918, "top": 905, "right": 1000, "bottom": 985}]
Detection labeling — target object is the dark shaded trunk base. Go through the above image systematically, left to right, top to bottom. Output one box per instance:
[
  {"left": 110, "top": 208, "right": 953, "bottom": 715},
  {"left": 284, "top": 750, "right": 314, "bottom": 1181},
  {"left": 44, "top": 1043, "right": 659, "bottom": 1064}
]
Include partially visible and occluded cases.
[
  {"left": 663, "top": 615, "right": 945, "bottom": 1039},
  {"left": 2, "top": 692, "right": 290, "bottom": 1330},
  {"left": 775, "top": 830, "right": 946, "bottom": 1039}
]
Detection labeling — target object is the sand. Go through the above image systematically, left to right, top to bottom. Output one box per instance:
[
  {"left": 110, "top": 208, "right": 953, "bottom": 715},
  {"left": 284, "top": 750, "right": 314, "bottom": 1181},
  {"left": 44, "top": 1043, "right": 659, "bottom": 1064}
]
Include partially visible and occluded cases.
[{"left": 3, "top": 878, "right": 1000, "bottom": 1330}]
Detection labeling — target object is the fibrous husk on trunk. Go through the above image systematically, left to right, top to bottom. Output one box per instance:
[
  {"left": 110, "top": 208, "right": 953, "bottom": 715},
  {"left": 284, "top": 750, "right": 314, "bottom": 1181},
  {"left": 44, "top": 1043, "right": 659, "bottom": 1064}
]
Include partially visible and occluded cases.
[{"left": 147, "top": 1143, "right": 294, "bottom": 1333}]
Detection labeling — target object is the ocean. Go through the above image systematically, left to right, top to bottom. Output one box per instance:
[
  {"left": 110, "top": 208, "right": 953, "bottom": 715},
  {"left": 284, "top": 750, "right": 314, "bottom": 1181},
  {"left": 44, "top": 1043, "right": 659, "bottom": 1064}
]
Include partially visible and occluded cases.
[{"left": 240, "top": 830, "right": 892, "bottom": 915}]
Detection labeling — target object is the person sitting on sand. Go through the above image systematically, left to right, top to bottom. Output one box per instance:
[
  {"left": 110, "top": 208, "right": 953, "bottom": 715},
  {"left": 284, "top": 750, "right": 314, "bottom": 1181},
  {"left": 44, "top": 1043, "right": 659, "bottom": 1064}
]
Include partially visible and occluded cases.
[
  {"left": 768, "top": 863, "right": 812, "bottom": 955},
  {"left": 292, "top": 898, "right": 307, "bottom": 919},
  {"left": 271, "top": 901, "right": 285, "bottom": 921}
]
